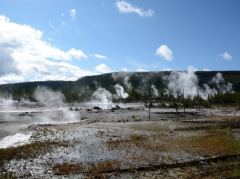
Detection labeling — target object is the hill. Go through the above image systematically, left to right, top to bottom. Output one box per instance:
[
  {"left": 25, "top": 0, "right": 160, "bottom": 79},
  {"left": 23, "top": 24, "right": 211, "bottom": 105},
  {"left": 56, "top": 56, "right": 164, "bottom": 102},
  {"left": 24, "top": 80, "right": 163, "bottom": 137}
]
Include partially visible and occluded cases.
[{"left": 0, "top": 71, "right": 240, "bottom": 104}]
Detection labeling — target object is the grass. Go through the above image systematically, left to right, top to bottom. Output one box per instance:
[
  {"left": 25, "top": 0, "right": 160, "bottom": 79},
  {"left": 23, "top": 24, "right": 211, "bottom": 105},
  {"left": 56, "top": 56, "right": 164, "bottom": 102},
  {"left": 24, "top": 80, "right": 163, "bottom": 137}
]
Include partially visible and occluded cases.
[
  {"left": 208, "top": 115, "right": 240, "bottom": 121},
  {"left": 131, "top": 123, "right": 169, "bottom": 133},
  {"left": 105, "top": 127, "right": 240, "bottom": 167},
  {"left": 180, "top": 128, "right": 240, "bottom": 156},
  {"left": 106, "top": 134, "right": 169, "bottom": 165},
  {"left": 106, "top": 135, "right": 149, "bottom": 150},
  {"left": 0, "top": 142, "right": 57, "bottom": 160},
  {"left": 182, "top": 158, "right": 240, "bottom": 178},
  {"left": 52, "top": 160, "right": 121, "bottom": 177},
  {"left": 87, "top": 160, "right": 121, "bottom": 178},
  {"left": 53, "top": 163, "right": 83, "bottom": 175}
]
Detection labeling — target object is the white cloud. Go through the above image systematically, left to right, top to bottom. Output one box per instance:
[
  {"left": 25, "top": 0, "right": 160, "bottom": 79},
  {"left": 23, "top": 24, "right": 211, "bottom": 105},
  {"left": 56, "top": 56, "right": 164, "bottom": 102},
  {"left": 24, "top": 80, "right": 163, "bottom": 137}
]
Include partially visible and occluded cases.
[
  {"left": 116, "top": 0, "right": 154, "bottom": 17},
  {"left": 69, "top": 9, "right": 76, "bottom": 18},
  {"left": 0, "top": 15, "right": 91, "bottom": 84},
  {"left": 156, "top": 45, "right": 173, "bottom": 61},
  {"left": 67, "top": 48, "right": 87, "bottom": 59},
  {"left": 221, "top": 52, "right": 232, "bottom": 60},
  {"left": 94, "top": 54, "right": 107, "bottom": 59},
  {"left": 95, "top": 64, "right": 112, "bottom": 74},
  {"left": 187, "top": 65, "right": 198, "bottom": 72},
  {"left": 122, "top": 68, "right": 128, "bottom": 72},
  {"left": 136, "top": 68, "right": 147, "bottom": 72},
  {"left": 161, "top": 68, "right": 172, "bottom": 71},
  {"left": 203, "top": 68, "right": 211, "bottom": 71},
  {"left": 0, "top": 74, "right": 24, "bottom": 84}
]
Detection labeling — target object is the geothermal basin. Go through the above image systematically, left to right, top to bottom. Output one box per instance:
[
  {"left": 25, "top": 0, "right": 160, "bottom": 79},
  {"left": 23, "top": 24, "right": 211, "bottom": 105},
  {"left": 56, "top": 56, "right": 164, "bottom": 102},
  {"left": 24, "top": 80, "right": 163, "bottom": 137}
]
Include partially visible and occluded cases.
[{"left": 0, "top": 101, "right": 240, "bottom": 178}]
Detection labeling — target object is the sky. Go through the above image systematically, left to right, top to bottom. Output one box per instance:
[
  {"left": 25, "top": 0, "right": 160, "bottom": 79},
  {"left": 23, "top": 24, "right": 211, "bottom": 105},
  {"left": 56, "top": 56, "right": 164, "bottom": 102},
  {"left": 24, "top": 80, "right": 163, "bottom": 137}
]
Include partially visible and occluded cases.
[{"left": 0, "top": 0, "right": 239, "bottom": 83}]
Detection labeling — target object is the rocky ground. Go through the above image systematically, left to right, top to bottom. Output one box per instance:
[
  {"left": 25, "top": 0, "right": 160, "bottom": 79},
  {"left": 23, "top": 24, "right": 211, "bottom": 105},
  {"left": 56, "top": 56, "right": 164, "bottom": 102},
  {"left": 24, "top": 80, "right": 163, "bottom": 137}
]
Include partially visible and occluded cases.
[{"left": 0, "top": 105, "right": 240, "bottom": 178}]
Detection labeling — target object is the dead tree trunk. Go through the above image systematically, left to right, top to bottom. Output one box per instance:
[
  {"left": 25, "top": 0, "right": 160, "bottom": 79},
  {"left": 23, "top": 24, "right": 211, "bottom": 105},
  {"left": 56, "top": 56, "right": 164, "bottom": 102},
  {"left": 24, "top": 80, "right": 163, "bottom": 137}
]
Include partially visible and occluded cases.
[
  {"left": 182, "top": 81, "right": 186, "bottom": 114},
  {"left": 197, "top": 89, "right": 200, "bottom": 112},
  {"left": 148, "top": 101, "right": 152, "bottom": 119},
  {"left": 148, "top": 104, "right": 151, "bottom": 119},
  {"left": 176, "top": 104, "right": 179, "bottom": 121}
]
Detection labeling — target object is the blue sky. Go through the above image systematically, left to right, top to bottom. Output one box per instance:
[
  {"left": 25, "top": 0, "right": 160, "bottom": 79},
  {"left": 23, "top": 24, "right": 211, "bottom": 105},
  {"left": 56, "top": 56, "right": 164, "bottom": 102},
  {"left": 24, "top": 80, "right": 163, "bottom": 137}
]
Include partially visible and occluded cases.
[{"left": 0, "top": 0, "right": 239, "bottom": 83}]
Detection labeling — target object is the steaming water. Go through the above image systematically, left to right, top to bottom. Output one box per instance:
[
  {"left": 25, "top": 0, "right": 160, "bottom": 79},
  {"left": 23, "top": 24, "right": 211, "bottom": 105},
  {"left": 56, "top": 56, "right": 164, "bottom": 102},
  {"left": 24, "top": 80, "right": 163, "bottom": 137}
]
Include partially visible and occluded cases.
[
  {"left": 0, "top": 98, "right": 141, "bottom": 148},
  {"left": 0, "top": 99, "right": 81, "bottom": 148},
  {"left": 0, "top": 133, "right": 32, "bottom": 148}
]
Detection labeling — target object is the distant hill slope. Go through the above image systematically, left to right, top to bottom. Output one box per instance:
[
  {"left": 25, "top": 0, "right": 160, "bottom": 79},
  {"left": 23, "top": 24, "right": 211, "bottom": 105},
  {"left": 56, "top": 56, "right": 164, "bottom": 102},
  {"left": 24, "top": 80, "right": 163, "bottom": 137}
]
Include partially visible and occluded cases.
[{"left": 0, "top": 71, "right": 240, "bottom": 102}]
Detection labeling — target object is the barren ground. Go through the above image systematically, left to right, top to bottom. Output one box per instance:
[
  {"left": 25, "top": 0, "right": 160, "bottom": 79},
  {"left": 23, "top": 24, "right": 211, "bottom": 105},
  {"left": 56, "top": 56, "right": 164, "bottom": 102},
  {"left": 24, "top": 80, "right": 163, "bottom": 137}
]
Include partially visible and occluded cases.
[{"left": 1, "top": 105, "right": 240, "bottom": 178}]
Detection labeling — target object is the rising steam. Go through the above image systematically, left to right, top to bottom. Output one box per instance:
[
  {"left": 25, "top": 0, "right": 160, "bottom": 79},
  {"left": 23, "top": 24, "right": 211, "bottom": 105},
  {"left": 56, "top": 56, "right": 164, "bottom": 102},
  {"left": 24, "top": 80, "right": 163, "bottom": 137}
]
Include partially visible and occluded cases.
[
  {"left": 165, "top": 67, "right": 232, "bottom": 99},
  {"left": 114, "top": 84, "right": 129, "bottom": 99},
  {"left": 151, "top": 84, "right": 159, "bottom": 97},
  {"left": 33, "top": 86, "right": 80, "bottom": 124},
  {"left": 34, "top": 86, "right": 65, "bottom": 107},
  {"left": 91, "top": 87, "right": 113, "bottom": 104}
]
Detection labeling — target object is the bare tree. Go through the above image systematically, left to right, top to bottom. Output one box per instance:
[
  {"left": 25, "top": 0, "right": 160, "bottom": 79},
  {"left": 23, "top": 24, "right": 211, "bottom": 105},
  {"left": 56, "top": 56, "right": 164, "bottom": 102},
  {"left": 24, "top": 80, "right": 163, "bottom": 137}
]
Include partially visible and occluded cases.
[
  {"left": 182, "top": 81, "right": 186, "bottom": 114},
  {"left": 197, "top": 89, "right": 200, "bottom": 111},
  {"left": 148, "top": 101, "right": 153, "bottom": 119}
]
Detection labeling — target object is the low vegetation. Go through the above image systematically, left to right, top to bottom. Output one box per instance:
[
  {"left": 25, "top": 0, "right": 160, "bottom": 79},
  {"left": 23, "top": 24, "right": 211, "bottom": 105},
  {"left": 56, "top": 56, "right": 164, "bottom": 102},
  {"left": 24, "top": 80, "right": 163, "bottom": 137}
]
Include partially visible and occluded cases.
[
  {"left": 183, "top": 128, "right": 240, "bottom": 156},
  {"left": 52, "top": 160, "right": 121, "bottom": 177}
]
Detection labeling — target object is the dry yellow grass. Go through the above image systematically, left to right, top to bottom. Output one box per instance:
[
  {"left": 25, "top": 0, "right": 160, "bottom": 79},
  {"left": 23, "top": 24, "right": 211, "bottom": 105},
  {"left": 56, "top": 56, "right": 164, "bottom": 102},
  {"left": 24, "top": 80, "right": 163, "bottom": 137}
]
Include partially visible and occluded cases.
[
  {"left": 208, "top": 115, "right": 240, "bottom": 121},
  {"left": 131, "top": 122, "right": 170, "bottom": 133},
  {"left": 106, "top": 128, "right": 240, "bottom": 162},
  {"left": 174, "top": 128, "right": 240, "bottom": 156},
  {"left": 106, "top": 134, "right": 167, "bottom": 152},
  {"left": 52, "top": 160, "right": 121, "bottom": 177},
  {"left": 87, "top": 160, "right": 121, "bottom": 178},
  {"left": 53, "top": 163, "right": 83, "bottom": 175}
]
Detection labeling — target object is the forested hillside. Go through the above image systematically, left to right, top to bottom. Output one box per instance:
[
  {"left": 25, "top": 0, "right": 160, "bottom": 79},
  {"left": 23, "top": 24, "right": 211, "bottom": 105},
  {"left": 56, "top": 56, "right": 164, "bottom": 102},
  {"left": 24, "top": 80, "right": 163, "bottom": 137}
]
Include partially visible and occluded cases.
[{"left": 1, "top": 71, "right": 240, "bottom": 106}]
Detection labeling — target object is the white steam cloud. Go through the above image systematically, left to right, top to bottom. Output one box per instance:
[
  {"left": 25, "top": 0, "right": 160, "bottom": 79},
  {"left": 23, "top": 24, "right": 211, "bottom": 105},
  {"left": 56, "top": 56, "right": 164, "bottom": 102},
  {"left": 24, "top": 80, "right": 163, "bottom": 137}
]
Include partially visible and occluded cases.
[
  {"left": 165, "top": 67, "right": 199, "bottom": 98},
  {"left": 165, "top": 68, "right": 232, "bottom": 100},
  {"left": 210, "top": 73, "right": 233, "bottom": 94},
  {"left": 114, "top": 84, "right": 129, "bottom": 99},
  {"left": 151, "top": 84, "right": 159, "bottom": 97},
  {"left": 34, "top": 86, "right": 65, "bottom": 107},
  {"left": 33, "top": 87, "right": 80, "bottom": 124},
  {"left": 91, "top": 87, "right": 113, "bottom": 104}
]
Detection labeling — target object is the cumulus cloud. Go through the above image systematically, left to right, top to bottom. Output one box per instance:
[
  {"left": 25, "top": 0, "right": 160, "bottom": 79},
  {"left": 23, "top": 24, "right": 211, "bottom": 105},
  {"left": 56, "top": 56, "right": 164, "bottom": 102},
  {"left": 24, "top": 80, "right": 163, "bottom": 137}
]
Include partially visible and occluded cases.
[
  {"left": 116, "top": 0, "right": 154, "bottom": 17},
  {"left": 69, "top": 9, "right": 76, "bottom": 18},
  {"left": 0, "top": 15, "right": 91, "bottom": 84},
  {"left": 156, "top": 45, "right": 173, "bottom": 61},
  {"left": 0, "top": 47, "right": 19, "bottom": 76},
  {"left": 67, "top": 48, "right": 87, "bottom": 59},
  {"left": 221, "top": 52, "right": 232, "bottom": 60},
  {"left": 94, "top": 54, "right": 107, "bottom": 59},
  {"left": 95, "top": 64, "right": 112, "bottom": 74},
  {"left": 122, "top": 68, "right": 128, "bottom": 72},
  {"left": 136, "top": 68, "right": 147, "bottom": 72},
  {"left": 161, "top": 68, "right": 172, "bottom": 71},
  {"left": 203, "top": 68, "right": 211, "bottom": 71},
  {"left": 0, "top": 74, "right": 24, "bottom": 84}
]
